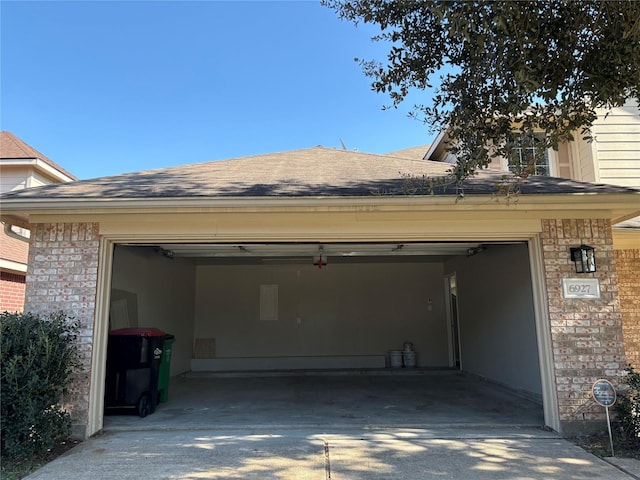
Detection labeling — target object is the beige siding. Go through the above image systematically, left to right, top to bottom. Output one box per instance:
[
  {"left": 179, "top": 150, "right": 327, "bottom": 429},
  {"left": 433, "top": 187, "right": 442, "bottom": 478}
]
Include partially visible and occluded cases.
[
  {"left": 550, "top": 100, "right": 639, "bottom": 185},
  {"left": 591, "top": 100, "right": 640, "bottom": 188},
  {"left": 570, "top": 137, "right": 597, "bottom": 183},
  {"left": 556, "top": 143, "right": 572, "bottom": 178},
  {"left": 0, "top": 167, "right": 29, "bottom": 193},
  {"left": 28, "top": 170, "right": 55, "bottom": 188}
]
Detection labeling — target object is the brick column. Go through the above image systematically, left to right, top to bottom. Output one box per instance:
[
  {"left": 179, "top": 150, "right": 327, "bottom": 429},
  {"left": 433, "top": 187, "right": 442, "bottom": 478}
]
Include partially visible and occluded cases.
[
  {"left": 541, "top": 219, "right": 627, "bottom": 435},
  {"left": 25, "top": 222, "right": 100, "bottom": 439},
  {"left": 614, "top": 249, "right": 640, "bottom": 369}
]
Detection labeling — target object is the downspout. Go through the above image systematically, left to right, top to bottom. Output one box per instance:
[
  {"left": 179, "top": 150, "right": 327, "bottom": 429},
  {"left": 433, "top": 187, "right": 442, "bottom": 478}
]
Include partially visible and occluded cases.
[{"left": 3, "top": 222, "right": 30, "bottom": 243}]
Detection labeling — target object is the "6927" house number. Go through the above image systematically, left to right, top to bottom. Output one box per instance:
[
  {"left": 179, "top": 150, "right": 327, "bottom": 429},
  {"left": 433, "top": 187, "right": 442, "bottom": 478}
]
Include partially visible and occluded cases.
[{"left": 562, "top": 278, "right": 601, "bottom": 299}]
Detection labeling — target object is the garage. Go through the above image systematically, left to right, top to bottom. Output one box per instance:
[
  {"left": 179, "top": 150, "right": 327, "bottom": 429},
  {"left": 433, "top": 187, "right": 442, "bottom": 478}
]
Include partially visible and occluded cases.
[
  {"left": 3, "top": 145, "right": 637, "bottom": 438},
  {"left": 105, "top": 240, "right": 545, "bottom": 428}
]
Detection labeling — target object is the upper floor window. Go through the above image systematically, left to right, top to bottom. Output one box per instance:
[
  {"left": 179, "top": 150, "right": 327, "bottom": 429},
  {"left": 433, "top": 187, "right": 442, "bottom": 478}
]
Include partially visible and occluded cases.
[{"left": 507, "top": 134, "right": 551, "bottom": 176}]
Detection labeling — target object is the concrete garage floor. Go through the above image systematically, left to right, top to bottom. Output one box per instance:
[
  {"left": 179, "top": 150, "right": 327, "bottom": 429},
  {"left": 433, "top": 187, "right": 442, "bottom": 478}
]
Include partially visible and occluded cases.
[
  {"left": 103, "top": 370, "right": 545, "bottom": 431},
  {"left": 29, "top": 371, "right": 640, "bottom": 479}
]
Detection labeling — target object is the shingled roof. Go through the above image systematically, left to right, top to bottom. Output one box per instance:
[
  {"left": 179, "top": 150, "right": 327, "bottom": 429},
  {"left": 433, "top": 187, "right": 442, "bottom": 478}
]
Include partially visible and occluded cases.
[
  {"left": 0, "top": 131, "right": 77, "bottom": 181},
  {"left": 385, "top": 145, "right": 430, "bottom": 160},
  {"left": 1, "top": 146, "right": 638, "bottom": 200}
]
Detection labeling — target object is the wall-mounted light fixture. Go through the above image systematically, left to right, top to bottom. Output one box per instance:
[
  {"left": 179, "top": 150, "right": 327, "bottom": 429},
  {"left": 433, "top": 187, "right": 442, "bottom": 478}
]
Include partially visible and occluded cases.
[{"left": 570, "top": 245, "right": 596, "bottom": 273}]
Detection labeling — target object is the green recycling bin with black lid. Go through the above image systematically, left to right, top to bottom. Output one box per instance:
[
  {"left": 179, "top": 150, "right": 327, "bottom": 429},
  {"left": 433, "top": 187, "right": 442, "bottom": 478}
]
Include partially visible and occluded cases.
[
  {"left": 104, "top": 327, "right": 165, "bottom": 417},
  {"left": 158, "top": 334, "right": 175, "bottom": 403}
]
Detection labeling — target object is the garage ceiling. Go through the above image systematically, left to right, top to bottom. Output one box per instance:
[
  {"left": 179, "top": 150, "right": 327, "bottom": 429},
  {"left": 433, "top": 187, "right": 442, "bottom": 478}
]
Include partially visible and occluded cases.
[{"left": 130, "top": 242, "right": 489, "bottom": 264}]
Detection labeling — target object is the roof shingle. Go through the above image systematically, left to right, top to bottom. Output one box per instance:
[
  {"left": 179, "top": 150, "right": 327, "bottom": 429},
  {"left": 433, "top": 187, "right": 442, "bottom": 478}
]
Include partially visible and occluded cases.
[
  {"left": 0, "top": 132, "right": 77, "bottom": 180},
  {"left": 1, "top": 146, "right": 638, "bottom": 200}
]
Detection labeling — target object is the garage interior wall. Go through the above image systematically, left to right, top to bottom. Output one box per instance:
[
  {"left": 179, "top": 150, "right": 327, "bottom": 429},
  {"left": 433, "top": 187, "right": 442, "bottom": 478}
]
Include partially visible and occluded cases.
[
  {"left": 109, "top": 242, "right": 543, "bottom": 400},
  {"left": 444, "top": 243, "right": 542, "bottom": 398},
  {"left": 110, "top": 246, "right": 195, "bottom": 375},
  {"left": 193, "top": 261, "right": 449, "bottom": 370}
]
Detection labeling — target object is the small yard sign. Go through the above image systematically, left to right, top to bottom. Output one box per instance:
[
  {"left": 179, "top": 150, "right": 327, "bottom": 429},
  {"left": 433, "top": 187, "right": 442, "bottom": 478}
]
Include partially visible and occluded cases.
[
  {"left": 592, "top": 379, "right": 617, "bottom": 456},
  {"left": 592, "top": 379, "right": 616, "bottom": 407}
]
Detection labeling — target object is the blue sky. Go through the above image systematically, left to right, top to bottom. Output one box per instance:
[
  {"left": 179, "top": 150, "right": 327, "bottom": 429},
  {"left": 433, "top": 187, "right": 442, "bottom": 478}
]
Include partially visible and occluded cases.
[{"left": 1, "top": 1, "right": 436, "bottom": 180}]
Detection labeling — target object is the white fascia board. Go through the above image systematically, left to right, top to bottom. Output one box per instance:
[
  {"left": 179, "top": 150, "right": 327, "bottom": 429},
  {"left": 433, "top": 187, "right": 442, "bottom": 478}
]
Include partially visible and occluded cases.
[
  {"left": 425, "top": 129, "right": 448, "bottom": 160},
  {"left": 1, "top": 158, "right": 76, "bottom": 183},
  {"left": 0, "top": 191, "right": 637, "bottom": 210},
  {"left": 1, "top": 192, "right": 639, "bottom": 221},
  {"left": 0, "top": 195, "right": 484, "bottom": 213},
  {"left": 0, "top": 258, "right": 27, "bottom": 274}
]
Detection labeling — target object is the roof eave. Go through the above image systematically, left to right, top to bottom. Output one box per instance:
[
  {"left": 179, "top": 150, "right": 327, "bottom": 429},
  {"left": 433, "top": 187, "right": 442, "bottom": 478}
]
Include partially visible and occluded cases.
[
  {"left": 424, "top": 130, "right": 447, "bottom": 160},
  {"left": 1, "top": 158, "right": 78, "bottom": 182},
  {"left": 1, "top": 192, "right": 639, "bottom": 225}
]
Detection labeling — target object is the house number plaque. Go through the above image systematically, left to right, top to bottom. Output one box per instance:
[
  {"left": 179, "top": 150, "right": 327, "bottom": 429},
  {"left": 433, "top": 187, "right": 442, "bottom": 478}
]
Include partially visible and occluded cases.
[{"left": 562, "top": 278, "right": 600, "bottom": 299}]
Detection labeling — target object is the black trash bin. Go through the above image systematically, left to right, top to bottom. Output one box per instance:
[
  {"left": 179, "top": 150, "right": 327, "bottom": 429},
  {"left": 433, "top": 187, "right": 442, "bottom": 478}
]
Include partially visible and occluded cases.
[{"left": 104, "top": 327, "right": 165, "bottom": 417}]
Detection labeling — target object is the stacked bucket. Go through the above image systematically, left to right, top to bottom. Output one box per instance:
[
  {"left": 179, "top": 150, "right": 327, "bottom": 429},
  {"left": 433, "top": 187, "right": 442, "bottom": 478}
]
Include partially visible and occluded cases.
[{"left": 389, "top": 342, "right": 416, "bottom": 368}]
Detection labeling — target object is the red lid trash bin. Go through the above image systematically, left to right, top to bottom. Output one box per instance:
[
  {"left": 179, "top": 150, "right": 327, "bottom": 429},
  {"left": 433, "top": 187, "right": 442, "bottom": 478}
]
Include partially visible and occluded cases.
[{"left": 104, "top": 328, "right": 166, "bottom": 417}]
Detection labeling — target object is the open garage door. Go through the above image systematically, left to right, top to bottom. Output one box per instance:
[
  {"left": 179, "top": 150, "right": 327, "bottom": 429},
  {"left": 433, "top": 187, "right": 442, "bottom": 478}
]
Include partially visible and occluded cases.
[{"left": 107, "top": 241, "right": 543, "bottom": 403}]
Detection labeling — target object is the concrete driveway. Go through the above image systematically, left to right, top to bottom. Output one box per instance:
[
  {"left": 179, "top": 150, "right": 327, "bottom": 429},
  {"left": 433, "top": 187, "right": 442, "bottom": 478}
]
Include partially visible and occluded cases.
[
  {"left": 25, "top": 371, "right": 640, "bottom": 479},
  {"left": 25, "top": 426, "right": 639, "bottom": 480}
]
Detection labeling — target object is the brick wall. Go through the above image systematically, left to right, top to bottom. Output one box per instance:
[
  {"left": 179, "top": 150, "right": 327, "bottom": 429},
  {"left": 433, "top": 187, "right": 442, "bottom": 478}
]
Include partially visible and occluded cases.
[
  {"left": 16, "top": 218, "right": 634, "bottom": 439},
  {"left": 541, "top": 219, "right": 627, "bottom": 435},
  {"left": 24, "top": 222, "right": 100, "bottom": 439},
  {"left": 615, "top": 249, "right": 640, "bottom": 369},
  {"left": 0, "top": 271, "right": 26, "bottom": 312}
]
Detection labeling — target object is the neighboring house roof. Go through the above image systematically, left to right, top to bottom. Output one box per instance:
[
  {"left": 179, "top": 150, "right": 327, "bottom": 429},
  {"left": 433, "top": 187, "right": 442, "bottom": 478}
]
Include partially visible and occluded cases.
[
  {"left": 0, "top": 131, "right": 78, "bottom": 182},
  {"left": 1, "top": 132, "right": 77, "bottom": 271},
  {"left": 385, "top": 145, "right": 430, "bottom": 161},
  {"left": 1, "top": 146, "right": 638, "bottom": 202}
]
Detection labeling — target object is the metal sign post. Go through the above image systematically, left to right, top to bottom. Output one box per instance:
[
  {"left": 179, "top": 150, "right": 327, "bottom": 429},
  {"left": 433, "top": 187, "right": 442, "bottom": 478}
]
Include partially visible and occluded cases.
[{"left": 592, "top": 379, "right": 617, "bottom": 457}]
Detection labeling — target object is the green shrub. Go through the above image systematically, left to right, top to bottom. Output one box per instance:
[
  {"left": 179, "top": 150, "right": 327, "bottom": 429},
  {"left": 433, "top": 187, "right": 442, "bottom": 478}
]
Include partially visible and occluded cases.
[
  {"left": 1, "top": 312, "right": 80, "bottom": 458},
  {"left": 615, "top": 365, "right": 640, "bottom": 448}
]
